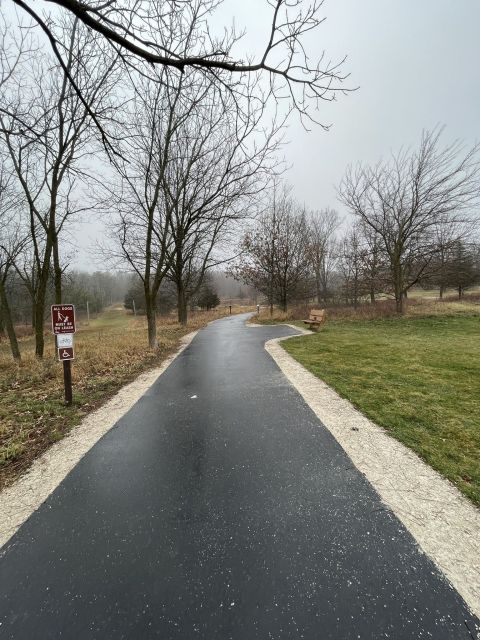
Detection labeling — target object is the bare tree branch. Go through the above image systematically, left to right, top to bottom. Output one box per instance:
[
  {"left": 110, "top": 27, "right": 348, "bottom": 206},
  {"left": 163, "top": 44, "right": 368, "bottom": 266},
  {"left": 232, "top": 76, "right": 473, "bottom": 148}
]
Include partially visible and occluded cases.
[{"left": 11, "top": 0, "right": 353, "bottom": 128}]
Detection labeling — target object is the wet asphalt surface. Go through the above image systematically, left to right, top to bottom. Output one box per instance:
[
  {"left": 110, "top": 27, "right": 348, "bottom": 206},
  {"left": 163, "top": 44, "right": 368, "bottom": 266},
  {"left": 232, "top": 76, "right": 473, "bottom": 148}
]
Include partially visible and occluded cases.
[{"left": 0, "top": 313, "right": 478, "bottom": 639}]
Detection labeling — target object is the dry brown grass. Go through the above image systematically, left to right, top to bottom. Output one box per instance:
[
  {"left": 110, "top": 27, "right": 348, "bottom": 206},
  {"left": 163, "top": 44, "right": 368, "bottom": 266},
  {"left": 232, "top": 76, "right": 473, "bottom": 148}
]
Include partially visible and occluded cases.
[
  {"left": 254, "top": 293, "right": 480, "bottom": 325},
  {"left": 0, "top": 304, "right": 252, "bottom": 489}
]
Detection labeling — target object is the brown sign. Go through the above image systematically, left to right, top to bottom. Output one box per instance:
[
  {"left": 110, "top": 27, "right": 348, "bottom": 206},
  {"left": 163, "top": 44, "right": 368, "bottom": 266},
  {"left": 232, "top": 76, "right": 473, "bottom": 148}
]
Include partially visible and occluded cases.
[
  {"left": 51, "top": 304, "right": 76, "bottom": 334},
  {"left": 58, "top": 347, "right": 74, "bottom": 361}
]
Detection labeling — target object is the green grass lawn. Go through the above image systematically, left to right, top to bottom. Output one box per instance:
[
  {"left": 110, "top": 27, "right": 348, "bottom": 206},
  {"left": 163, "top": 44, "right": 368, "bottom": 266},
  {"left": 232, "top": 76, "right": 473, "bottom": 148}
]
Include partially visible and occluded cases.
[{"left": 283, "top": 315, "right": 480, "bottom": 506}]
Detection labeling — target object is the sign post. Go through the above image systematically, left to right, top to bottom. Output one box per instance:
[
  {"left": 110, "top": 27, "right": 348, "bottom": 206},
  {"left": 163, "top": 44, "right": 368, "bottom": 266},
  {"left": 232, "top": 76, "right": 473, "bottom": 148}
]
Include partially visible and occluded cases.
[{"left": 51, "top": 305, "right": 76, "bottom": 405}]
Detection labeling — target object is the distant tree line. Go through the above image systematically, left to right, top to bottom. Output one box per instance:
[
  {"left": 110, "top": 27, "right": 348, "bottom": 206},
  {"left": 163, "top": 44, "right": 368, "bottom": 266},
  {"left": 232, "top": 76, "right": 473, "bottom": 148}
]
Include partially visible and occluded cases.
[
  {"left": 0, "top": 270, "right": 131, "bottom": 334},
  {"left": 123, "top": 274, "right": 221, "bottom": 315}
]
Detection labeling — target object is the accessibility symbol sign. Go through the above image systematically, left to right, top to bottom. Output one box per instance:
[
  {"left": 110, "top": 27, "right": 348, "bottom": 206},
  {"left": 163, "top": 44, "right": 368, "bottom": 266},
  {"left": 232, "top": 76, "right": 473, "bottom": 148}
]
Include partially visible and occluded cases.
[
  {"left": 51, "top": 304, "right": 76, "bottom": 334},
  {"left": 58, "top": 347, "right": 74, "bottom": 361}
]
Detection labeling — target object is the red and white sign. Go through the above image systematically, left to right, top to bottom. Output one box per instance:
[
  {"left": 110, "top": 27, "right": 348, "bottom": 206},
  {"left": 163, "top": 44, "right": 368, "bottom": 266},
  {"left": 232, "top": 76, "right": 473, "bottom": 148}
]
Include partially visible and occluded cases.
[
  {"left": 51, "top": 304, "right": 76, "bottom": 334},
  {"left": 58, "top": 347, "right": 74, "bottom": 361}
]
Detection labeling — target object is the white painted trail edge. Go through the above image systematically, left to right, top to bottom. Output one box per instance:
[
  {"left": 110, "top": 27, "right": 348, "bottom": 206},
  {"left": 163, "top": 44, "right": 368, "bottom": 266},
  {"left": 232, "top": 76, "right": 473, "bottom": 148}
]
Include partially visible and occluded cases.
[
  {"left": 0, "top": 331, "right": 197, "bottom": 551},
  {"left": 266, "top": 335, "right": 480, "bottom": 621}
]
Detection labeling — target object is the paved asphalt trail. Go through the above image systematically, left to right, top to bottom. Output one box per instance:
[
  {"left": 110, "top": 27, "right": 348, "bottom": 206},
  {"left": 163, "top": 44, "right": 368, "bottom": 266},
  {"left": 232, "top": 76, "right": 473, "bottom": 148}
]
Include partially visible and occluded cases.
[{"left": 0, "top": 314, "right": 478, "bottom": 639}]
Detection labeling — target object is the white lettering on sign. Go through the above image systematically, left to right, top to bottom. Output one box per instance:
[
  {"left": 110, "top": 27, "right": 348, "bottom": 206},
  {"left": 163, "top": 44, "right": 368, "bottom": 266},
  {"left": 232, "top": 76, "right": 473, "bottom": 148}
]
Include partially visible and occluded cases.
[{"left": 51, "top": 304, "right": 76, "bottom": 335}]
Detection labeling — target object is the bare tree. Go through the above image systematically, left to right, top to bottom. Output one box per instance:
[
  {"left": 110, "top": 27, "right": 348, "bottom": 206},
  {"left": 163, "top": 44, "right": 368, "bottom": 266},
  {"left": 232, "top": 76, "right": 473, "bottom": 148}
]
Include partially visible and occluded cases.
[
  {"left": 11, "top": 0, "right": 351, "bottom": 136},
  {"left": 0, "top": 9, "right": 36, "bottom": 130},
  {"left": 103, "top": 12, "right": 220, "bottom": 345},
  {"left": 0, "top": 15, "right": 117, "bottom": 356},
  {"left": 108, "top": 18, "right": 282, "bottom": 337},
  {"left": 106, "top": 68, "right": 214, "bottom": 347},
  {"left": 162, "top": 79, "right": 281, "bottom": 325},
  {"left": 338, "top": 128, "right": 480, "bottom": 313},
  {"left": 0, "top": 167, "right": 25, "bottom": 360},
  {"left": 234, "top": 187, "right": 313, "bottom": 312},
  {"left": 306, "top": 207, "right": 339, "bottom": 304},
  {"left": 357, "top": 220, "right": 385, "bottom": 303},
  {"left": 420, "top": 221, "right": 477, "bottom": 299},
  {"left": 338, "top": 225, "right": 364, "bottom": 309},
  {"left": 431, "top": 225, "right": 457, "bottom": 299},
  {"left": 444, "top": 240, "right": 480, "bottom": 298}
]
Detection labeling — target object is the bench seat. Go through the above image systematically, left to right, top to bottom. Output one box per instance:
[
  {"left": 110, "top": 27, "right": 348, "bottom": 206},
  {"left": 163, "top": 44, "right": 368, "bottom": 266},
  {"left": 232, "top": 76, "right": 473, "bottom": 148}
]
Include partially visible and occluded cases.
[{"left": 303, "top": 308, "right": 326, "bottom": 329}]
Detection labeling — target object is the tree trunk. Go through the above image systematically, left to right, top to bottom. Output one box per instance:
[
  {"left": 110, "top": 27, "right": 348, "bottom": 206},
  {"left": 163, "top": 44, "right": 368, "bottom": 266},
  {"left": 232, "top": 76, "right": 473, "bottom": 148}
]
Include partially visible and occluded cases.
[
  {"left": 34, "top": 235, "right": 54, "bottom": 358},
  {"left": 53, "top": 238, "right": 62, "bottom": 304},
  {"left": 34, "top": 260, "right": 52, "bottom": 358},
  {"left": 392, "top": 260, "right": 404, "bottom": 314},
  {"left": 34, "top": 267, "right": 50, "bottom": 359},
  {"left": 315, "top": 271, "right": 322, "bottom": 304},
  {"left": 269, "top": 273, "right": 274, "bottom": 317},
  {"left": 353, "top": 276, "right": 359, "bottom": 309},
  {"left": 0, "top": 278, "right": 21, "bottom": 361},
  {"left": 177, "top": 283, "right": 188, "bottom": 326},
  {"left": 439, "top": 284, "right": 444, "bottom": 299},
  {"left": 370, "top": 285, "right": 375, "bottom": 304},
  {"left": 322, "top": 286, "right": 328, "bottom": 305},
  {"left": 145, "top": 291, "right": 157, "bottom": 349},
  {"left": 34, "top": 296, "right": 47, "bottom": 358},
  {"left": 0, "top": 300, "right": 4, "bottom": 338}
]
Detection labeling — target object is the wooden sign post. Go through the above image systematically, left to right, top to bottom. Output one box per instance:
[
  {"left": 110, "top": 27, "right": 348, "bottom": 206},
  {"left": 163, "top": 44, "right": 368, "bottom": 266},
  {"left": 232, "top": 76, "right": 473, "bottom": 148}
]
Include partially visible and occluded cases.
[{"left": 51, "top": 305, "right": 76, "bottom": 405}]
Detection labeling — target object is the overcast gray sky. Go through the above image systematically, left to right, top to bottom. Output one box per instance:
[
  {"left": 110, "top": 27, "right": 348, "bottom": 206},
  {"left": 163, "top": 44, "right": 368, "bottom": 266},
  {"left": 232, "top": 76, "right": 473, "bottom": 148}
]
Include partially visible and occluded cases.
[
  {"left": 73, "top": 0, "right": 480, "bottom": 269},
  {"left": 282, "top": 0, "right": 480, "bottom": 209}
]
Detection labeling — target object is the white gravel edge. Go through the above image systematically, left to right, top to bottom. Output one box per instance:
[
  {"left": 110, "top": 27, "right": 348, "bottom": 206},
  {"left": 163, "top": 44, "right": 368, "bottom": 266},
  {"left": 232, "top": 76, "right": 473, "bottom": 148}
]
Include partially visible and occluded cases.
[
  {"left": 247, "top": 320, "right": 313, "bottom": 335},
  {"left": 0, "top": 331, "right": 197, "bottom": 550},
  {"left": 266, "top": 335, "right": 480, "bottom": 620}
]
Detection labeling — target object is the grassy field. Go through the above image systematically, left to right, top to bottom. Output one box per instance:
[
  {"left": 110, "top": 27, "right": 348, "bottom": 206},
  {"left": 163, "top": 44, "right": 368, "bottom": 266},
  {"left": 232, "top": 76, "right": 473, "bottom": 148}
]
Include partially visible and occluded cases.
[
  {"left": 279, "top": 302, "right": 480, "bottom": 506},
  {"left": 0, "top": 304, "right": 251, "bottom": 489}
]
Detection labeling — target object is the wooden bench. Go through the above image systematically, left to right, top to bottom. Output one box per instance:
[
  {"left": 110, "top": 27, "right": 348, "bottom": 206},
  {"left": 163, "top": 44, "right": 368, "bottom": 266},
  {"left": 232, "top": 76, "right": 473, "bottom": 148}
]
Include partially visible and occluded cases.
[{"left": 303, "top": 308, "right": 326, "bottom": 330}]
